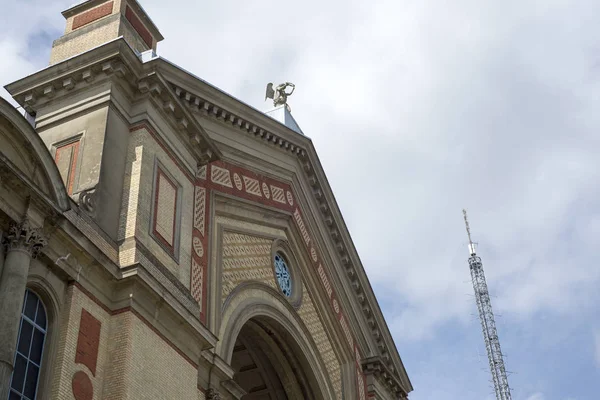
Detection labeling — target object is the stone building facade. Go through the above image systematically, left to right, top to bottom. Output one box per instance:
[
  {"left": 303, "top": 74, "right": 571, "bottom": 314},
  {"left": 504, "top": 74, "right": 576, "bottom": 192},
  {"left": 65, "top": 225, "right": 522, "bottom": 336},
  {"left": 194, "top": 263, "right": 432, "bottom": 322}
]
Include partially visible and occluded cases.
[{"left": 0, "top": 0, "right": 413, "bottom": 399}]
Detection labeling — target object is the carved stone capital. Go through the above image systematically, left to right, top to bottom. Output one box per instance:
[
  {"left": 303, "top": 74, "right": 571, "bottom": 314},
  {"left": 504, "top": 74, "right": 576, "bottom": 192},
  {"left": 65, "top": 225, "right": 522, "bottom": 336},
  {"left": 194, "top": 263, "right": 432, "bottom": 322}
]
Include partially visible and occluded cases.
[
  {"left": 4, "top": 219, "right": 47, "bottom": 258},
  {"left": 206, "top": 388, "right": 221, "bottom": 400}
]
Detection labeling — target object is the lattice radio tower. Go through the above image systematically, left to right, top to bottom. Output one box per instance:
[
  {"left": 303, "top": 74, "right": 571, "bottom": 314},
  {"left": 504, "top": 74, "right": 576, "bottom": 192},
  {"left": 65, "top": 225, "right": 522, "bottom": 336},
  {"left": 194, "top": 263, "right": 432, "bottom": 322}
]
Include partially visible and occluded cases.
[{"left": 463, "top": 209, "right": 512, "bottom": 400}]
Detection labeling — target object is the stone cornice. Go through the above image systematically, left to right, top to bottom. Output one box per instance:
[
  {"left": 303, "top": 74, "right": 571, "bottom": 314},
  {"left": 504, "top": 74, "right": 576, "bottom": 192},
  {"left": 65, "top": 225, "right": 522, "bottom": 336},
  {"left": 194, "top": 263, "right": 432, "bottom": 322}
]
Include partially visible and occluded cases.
[
  {"left": 4, "top": 38, "right": 220, "bottom": 167},
  {"left": 362, "top": 356, "right": 409, "bottom": 399}
]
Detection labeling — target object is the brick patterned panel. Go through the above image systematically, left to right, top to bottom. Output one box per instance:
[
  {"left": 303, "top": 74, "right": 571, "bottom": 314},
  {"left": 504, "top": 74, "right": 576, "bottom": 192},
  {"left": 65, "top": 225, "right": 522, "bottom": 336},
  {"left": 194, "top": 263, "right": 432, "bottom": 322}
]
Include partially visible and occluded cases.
[
  {"left": 72, "top": 1, "right": 113, "bottom": 30},
  {"left": 125, "top": 6, "right": 153, "bottom": 47},
  {"left": 153, "top": 169, "right": 178, "bottom": 248},
  {"left": 191, "top": 179, "right": 209, "bottom": 323},
  {"left": 194, "top": 186, "right": 206, "bottom": 235},
  {"left": 221, "top": 232, "right": 276, "bottom": 299},
  {"left": 191, "top": 258, "right": 204, "bottom": 304},
  {"left": 297, "top": 286, "right": 343, "bottom": 399},
  {"left": 75, "top": 309, "right": 101, "bottom": 376}
]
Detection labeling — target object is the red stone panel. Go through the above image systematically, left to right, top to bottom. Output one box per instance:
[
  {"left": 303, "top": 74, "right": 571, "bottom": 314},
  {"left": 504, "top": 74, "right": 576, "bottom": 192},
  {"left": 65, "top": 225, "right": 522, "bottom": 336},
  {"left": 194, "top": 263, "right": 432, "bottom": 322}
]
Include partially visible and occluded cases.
[
  {"left": 72, "top": 1, "right": 113, "bottom": 30},
  {"left": 125, "top": 6, "right": 153, "bottom": 47},
  {"left": 54, "top": 140, "right": 80, "bottom": 195},
  {"left": 75, "top": 309, "right": 101, "bottom": 376},
  {"left": 72, "top": 371, "right": 93, "bottom": 400}
]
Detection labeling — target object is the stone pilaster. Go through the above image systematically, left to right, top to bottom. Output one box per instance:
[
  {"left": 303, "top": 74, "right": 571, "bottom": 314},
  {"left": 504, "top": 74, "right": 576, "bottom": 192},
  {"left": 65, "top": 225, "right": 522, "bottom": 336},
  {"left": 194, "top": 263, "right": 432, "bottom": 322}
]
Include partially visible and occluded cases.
[{"left": 0, "top": 219, "right": 47, "bottom": 398}]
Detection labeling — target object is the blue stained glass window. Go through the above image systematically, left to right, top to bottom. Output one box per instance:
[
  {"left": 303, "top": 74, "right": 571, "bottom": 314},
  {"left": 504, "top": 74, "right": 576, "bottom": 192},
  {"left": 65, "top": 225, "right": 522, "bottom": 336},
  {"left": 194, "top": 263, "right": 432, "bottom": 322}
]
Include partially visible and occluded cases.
[
  {"left": 274, "top": 253, "right": 292, "bottom": 297},
  {"left": 9, "top": 289, "right": 47, "bottom": 400}
]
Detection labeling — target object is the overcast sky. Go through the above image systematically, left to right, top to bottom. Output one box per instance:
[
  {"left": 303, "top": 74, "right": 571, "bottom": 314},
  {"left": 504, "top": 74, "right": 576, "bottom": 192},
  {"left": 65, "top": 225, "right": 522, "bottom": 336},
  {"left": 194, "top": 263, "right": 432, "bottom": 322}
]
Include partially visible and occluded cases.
[{"left": 2, "top": 0, "right": 599, "bottom": 399}]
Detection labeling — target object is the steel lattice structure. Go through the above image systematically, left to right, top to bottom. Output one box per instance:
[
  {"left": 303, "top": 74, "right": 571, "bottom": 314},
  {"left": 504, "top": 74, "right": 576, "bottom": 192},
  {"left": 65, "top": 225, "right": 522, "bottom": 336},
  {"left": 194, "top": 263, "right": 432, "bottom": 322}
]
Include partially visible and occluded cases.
[{"left": 463, "top": 210, "right": 512, "bottom": 400}]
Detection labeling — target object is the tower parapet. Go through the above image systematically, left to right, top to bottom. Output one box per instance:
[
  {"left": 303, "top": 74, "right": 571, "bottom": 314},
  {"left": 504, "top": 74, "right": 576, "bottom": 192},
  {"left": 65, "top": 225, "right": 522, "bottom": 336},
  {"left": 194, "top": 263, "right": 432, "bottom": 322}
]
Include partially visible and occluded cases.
[{"left": 50, "top": 0, "right": 163, "bottom": 64}]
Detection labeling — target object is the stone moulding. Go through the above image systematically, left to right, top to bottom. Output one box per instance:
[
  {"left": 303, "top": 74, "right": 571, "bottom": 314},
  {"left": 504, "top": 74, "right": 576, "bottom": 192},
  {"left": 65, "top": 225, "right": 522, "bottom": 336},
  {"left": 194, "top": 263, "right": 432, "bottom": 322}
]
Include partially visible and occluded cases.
[{"left": 362, "top": 356, "right": 409, "bottom": 399}]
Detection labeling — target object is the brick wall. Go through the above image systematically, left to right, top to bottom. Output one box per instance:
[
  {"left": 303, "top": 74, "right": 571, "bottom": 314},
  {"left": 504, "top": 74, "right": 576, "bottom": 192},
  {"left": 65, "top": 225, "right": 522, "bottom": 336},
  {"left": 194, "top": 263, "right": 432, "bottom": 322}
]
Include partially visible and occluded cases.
[
  {"left": 50, "top": 21, "right": 120, "bottom": 64},
  {"left": 127, "top": 316, "right": 198, "bottom": 399}
]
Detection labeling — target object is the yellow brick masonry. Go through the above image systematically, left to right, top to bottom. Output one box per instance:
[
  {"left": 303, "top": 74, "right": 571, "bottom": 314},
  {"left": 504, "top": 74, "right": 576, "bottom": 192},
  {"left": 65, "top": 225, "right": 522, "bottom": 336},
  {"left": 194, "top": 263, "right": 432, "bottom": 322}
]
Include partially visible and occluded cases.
[
  {"left": 50, "top": 21, "right": 120, "bottom": 64},
  {"left": 118, "top": 127, "right": 194, "bottom": 289},
  {"left": 218, "top": 221, "right": 343, "bottom": 399},
  {"left": 48, "top": 284, "right": 200, "bottom": 399},
  {"left": 48, "top": 285, "right": 111, "bottom": 399},
  {"left": 101, "top": 311, "right": 133, "bottom": 399},
  {"left": 127, "top": 316, "right": 197, "bottom": 399}
]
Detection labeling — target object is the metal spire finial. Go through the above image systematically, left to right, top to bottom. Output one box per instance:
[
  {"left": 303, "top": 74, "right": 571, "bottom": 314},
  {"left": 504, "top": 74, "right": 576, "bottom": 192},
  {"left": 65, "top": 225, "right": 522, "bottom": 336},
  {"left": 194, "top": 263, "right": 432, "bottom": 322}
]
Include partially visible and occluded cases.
[{"left": 463, "top": 209, "right": 476, "bottom": 255}]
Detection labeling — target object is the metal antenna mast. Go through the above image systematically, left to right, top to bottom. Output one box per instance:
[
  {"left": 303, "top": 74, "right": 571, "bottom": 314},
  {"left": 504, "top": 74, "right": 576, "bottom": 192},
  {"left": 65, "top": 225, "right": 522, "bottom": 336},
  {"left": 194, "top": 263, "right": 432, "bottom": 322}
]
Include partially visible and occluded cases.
[{"left": 463, "top": 209, "right": 512, "bottom": 400}]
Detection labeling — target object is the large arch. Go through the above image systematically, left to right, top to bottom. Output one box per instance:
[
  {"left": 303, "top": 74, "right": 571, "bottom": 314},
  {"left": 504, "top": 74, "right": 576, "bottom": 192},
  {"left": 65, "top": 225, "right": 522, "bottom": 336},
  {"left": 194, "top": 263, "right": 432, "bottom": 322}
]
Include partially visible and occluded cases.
[
  {"left": 0, "top": 97, "right": 70, "bottom": 212},
  {"left": 219, "top": 282, "right": 338, "bottom": 399}
]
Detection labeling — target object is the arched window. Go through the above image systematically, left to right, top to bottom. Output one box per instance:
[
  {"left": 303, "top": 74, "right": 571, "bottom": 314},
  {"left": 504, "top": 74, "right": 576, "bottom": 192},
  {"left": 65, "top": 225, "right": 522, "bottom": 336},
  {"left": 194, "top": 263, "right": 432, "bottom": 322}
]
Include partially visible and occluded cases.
[{"left": 9, "top": 289, "right": 47, "bottom": 400}]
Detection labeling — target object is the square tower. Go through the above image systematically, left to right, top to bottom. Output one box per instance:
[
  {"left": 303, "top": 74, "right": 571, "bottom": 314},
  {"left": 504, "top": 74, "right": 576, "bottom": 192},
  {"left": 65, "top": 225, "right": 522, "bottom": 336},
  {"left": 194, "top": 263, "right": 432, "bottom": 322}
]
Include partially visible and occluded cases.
[{"left": 50, "top": 0, "right": 163, "bottom": 64}]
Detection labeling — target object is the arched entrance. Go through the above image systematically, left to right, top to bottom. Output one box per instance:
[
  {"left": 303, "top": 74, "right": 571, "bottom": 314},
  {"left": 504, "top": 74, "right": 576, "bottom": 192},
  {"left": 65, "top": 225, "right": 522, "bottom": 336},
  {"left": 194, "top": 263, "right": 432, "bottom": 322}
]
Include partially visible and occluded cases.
[
  {"left": 219, "top": 284, "right": 336, "bottom": 400},
  {"left": 231, "top": 317, "right": 319, "bottom": 400}
]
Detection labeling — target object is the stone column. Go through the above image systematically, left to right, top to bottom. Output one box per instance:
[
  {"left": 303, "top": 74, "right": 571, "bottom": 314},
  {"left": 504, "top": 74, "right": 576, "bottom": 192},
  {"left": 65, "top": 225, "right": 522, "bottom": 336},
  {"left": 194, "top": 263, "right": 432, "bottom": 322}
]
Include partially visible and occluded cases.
[{"left": 0, "top": 219, "right": 46, "bottom": 398}]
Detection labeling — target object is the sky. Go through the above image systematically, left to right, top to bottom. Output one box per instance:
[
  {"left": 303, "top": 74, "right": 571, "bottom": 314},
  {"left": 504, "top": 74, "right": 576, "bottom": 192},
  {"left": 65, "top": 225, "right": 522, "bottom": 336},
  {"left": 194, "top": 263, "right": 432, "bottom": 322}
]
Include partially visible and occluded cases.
[{"left": 1, "top": 0, "right": 599, "bottom": 399}]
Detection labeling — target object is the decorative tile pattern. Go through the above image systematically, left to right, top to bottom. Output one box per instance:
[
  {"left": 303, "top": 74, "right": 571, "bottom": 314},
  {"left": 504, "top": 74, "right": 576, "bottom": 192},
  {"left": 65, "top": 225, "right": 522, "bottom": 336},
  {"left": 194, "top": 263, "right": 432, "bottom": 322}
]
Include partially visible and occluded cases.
[
  {"left": 196, "top": 165, "right": 207, "bottom": 180},
  {"left": 211, "top": 165, "right": 233, "bottom": 188},
  {"left": 233, "top": 173, "right": 242, "bottom": 190},
  {"left": 242, "top": 176, "right": 261, "bottom": 197},
  {"left": 262, "top": 182, "right": 270, "bottom": 198},
  {"left": 270, "top": 185, "right": 286, "bottom": 203},
  {"left": 193, "top": 187, "right": 206, "bottom": 236},
  {"left": 286, "top": 190, "right": 294, "bottom": 206},
  {"left": 293, "top": 209, "right": 311, "bottom": 245},
  {"left": 221, "top": 232, "right": 276, "bottom": 299},
  {"left": 192, "top": 237, "right": 204, "bottom": 258},
  {"left": 310, "top": 247, "right": 318, "bottom": 262},
  {"left": 191, "top": 258, "right": 203, "bottom": 304},
  {"left": 317, "top": 264, "right": 333, "bottom": 298},
  {"left": 332, "top": 298, "right": 340, "bottom": 314}
]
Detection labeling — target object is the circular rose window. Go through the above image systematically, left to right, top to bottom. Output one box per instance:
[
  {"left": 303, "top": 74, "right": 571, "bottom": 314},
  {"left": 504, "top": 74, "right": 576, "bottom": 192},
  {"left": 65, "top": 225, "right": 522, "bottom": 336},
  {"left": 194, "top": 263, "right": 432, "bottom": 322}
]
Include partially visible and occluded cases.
[{"left": 274, "top": 253, "right": 292, "bottom": 297}]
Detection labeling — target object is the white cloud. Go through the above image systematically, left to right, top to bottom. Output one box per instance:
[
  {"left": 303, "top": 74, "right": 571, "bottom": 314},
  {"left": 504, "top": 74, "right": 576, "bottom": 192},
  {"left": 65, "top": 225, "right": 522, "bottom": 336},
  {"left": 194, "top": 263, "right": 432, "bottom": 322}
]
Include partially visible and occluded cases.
[
  {"left": 2, "top": 1, "right": 600, "bottom": 398},
  {"left": 526, "top": 393, "right": 545, "bottom": 400}
]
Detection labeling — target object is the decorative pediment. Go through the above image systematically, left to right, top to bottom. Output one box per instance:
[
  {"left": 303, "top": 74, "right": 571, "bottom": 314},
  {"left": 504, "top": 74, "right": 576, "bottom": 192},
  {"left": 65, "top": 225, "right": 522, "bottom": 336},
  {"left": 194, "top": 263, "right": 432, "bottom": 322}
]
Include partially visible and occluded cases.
[{"left": 166, "top": 75, "right": 411, "bottom": 389}]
